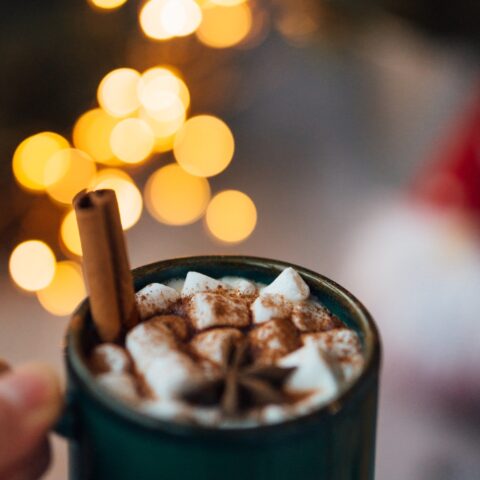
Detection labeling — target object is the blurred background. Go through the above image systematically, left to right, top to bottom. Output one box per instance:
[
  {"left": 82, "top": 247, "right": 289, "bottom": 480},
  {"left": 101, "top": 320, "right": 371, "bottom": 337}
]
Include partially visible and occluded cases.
[{"left": 1, "top": 0, "right": 479, "bottom": 478}]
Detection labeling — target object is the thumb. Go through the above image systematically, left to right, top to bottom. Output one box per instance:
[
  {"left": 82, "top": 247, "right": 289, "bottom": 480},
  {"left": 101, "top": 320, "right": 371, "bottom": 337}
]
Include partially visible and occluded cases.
[{"left": 0, "top": 363, "right": 62, "bottom": 472}]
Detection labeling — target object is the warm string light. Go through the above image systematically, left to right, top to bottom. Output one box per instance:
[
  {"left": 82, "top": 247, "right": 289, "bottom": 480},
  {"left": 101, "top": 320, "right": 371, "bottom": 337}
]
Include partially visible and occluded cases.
[
  {"left": 88, "top": 0, "right": 128, "bottom": 10},
  {"left": 139, "top": 0, "right": 202, "bottom": 41},
  {"left": 12, "top": 1, "right": 266, "bottom": 314},
  {"left": 196, "top": 2, "right": 253, "bottom": 48},
  {"left": 174, "top": 115, "right": 234, "bottom": 177},
  {"left": 12, "top": 132, "right": 69, "bottom": 192},
  {"left": 144, "top": 163, "right": 211, "bottom": 225},
  {"left": 91, "top": 170, "right": 143, "bottom": 230},
  {"left": 206, "top": 190, "right": 257, "bottom": 243},
  {"left": 9, "top": 241, "right": 57, "bottom": 292},
  {"left": 36, "top": 261, "right": 86, "bottom": 316}
]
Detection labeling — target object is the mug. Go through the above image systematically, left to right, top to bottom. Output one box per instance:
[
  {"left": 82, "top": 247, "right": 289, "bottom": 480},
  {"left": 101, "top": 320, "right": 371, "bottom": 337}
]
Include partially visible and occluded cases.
[{"left": 57, "top": 255, "right": 381, "bottom": 480}]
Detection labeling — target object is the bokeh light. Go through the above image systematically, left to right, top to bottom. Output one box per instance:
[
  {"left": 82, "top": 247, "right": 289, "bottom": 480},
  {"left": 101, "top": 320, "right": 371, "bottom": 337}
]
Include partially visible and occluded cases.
[
  {"left": 88, "top": 0, "right": 128, "bottom": 10},
  {"left": 139, "top": 0, "right": 202, "bottom": 40},
  {"left": 139, "top": 0, "right": 173, "bottom": 40},
  {"left": 161, "top": 0, "right": 202, "bottom": 37},
  {"left": 211, "top": 0, "right": 246, "bottom": 5},
  {"left": 196, "top": 3, "right": 252, "bottom": 48},
  {"left": 137, "top": 67, "right": 190, "bottom": 112},
  {"left": 97, "top": 68, "right": 141, "bottom": 117},
  {"left": 139, "top": 104, "right": 185, "bottom": 140},
  {"left": 73, "top": 109, "right": 122, "bottom": 166},
  {"left": 174, "top": 115, "right": 234, "bottom": 177},
  {"left": 110, "top": 118, "right": 154, "bottom": 164},
  {"left": 12, "top": 132, "right": 69, "bottom": 191},
  {"left": 44, "top": 148, "right": 97, "bottom": 205},
  {"left": 144, "top": 163, "right": 210, "bottom": 225},
  {"left": 91, "top": 170, "right": 143, "bottom": 229},
  {"left": 205, "top": 190, "right": 257, "bottom": 243},
  {"left": 60, "top": 210, "right": 82, "bottom": 256},
  {"left": 9, "top": 240, "right": 56, "bottom": 292},
  {"left": 37, "top": 261, "right": 86, "bottom": 316}
]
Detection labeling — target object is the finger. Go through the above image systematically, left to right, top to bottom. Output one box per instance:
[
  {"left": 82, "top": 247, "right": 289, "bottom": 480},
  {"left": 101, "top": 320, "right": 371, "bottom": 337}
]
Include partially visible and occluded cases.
[
  {"left": 0, "top": 364, "right": 61, "bottom": 472},
  {"left": 0, "top": 438, "right": 51, "bottom": 480}
]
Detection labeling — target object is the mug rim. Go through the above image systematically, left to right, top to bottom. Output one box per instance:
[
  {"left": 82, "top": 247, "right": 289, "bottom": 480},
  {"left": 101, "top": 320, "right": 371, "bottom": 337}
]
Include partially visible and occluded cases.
[{"left": 66, "top": 255, "right": 381, "bottom": 440}]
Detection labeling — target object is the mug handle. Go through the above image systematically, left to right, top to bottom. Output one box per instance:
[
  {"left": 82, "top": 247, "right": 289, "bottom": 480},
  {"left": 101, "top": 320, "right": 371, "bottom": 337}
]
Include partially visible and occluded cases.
[{"left": 53, "top": 390, "right": 79, "bottom": 439}]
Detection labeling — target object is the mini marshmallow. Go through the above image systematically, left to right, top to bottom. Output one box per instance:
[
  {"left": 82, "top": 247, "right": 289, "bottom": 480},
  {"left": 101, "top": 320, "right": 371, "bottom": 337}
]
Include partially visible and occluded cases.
[
  {"left": 261, "top": 267, "right": 310, "bottom": 302},
  {"left": 181, "top": 272, "right": 225, "bottom": 297},
  {"left": 221, "top": 277, "right": 258, "bottom": 296},
  {"left": 135, "top": 283, "right": 179, "bottom": 320},
  {"left": 187, "top": 292, "right": 250, "bottom": 330},
  {"left": 251, "top": 294, "right": 292, "bottom": 324},
  {"left": 291, "top": 301, "right": 341, "bottom": 332},
  {"left": 151, "top": 315, "right": 189, "bottom": 341},
  {"left": 126, "top": 317, "right": 179, "bottom": 372},
  {"left": 249, "top": 318, "right": 301, "bottom": 364},
  {"left": 191, "top": 328, "right": 244, "bottom": 366},
  {"left": 302, "top": 328, "right": 364, "bottom": 382},
  {"left": 302, "top": 328, "right": 362, "bottom": 361},
  {"left": 90, "top": 343, "right": 132, "bottom": 374},
  {"left": 279, "top": 343, "right": 339, "bottom": 402},
  {"left": 144, "top": 351, "right": 203, "bottom": 399},
  {"left": 96, "top": 372, "right": 139, "bottom": 403},
  {"left": 140, "top": 398, "right": 188, "bottom": 421},
  {"left": 261, "top": 405, "right": 290, "bottom": 425}
]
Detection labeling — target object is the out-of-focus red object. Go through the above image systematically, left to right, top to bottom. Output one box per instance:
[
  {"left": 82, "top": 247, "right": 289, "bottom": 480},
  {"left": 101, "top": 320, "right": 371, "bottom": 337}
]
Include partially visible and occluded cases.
[{"left": 413, "top": 88, "right": 480, "bottom": 223}]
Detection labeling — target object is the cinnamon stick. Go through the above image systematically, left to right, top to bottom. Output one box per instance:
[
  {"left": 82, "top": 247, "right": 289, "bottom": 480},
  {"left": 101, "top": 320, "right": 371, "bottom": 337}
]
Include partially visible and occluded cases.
[{"left": 74, "top": 189, "right": 139, "bottom": 342}]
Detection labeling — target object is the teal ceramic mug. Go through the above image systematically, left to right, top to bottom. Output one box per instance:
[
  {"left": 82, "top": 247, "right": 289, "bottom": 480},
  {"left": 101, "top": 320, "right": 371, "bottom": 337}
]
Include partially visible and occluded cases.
[{"left": 57, "top": 255, "right": 381, "bottom": 480}]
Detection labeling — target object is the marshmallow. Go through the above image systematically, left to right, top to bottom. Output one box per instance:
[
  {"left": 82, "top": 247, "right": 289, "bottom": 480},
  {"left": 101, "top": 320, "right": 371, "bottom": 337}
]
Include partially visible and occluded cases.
[
  {"left": 261, "top": 268, "right": 310, "bottom": 302},
  {"left": 181, "top": 272, "right": 225, "bottom": 297},
  {"left": 221, "top": 277, "right": 258, "bottom": 296},
  {"left": 135, "top": 283, "right": 180, "bottom": 320},
  {"left": 187, "top": 292, "right": 250, "bottom": 330},
  {"left": 251, "top": 294, "right": 292, "bottom": 324},
  {"left": 291, "top": 301, "right": 341, "bottom": 332},
  {"left": 150, "top": 314, "right": 189, "bottom": 341},
  {"left": 126, "top": 317, "right": 179, "bottom": 372},
  {"left": 249, "top": 318, "right": 301, "bottom": 364},
  {"left": 191, "top": 328, "right": 244, "bottom": 366},
  {"left": 302, "top": 328, "right": 364, "bottom": 382},
  {"left": 302, "top": 328, "right": 362, "bottom": 361},
  {"left": 90, "top": 343, "right": 132, "bottom": 374},
  {"left": 279, "top": 343, "right": 339, "bottom": 402},
  {"left": 144, "top": 351, "right": 203, "bottom": 399},
  {"left": 96, "top": 372, "right": 139, "bottom": 403},
  {"left": 140, "top": 398, "right": 188, "bottom": 421},
  {"left": 261, "top": 405, "right": 290, "bottom": 425}
]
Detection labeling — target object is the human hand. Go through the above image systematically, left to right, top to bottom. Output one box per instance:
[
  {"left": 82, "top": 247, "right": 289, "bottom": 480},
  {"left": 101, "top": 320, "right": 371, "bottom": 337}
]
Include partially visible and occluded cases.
[{"left": 0, "top": 362, "right": 61, "bottom": 480}]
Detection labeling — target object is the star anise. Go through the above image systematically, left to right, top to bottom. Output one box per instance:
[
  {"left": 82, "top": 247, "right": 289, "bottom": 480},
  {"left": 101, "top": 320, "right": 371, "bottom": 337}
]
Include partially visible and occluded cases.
[{"left": 181, "top": 339, "right": 296, "bottom": 417}]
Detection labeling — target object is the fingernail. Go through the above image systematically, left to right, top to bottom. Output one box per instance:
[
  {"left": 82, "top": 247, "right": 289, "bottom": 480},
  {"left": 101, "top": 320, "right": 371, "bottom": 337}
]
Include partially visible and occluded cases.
[
  {"left": 0, "top": 358, "right": 10, "bottom": 376},
  {"left": 0, "top": 364, "right": 61, "bottom": 430}
]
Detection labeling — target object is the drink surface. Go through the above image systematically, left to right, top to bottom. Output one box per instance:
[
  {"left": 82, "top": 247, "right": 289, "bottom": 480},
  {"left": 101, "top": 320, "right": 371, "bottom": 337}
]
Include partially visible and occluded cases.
[{"left": 89, "top": 268, "right": 364, "bottom": 428}]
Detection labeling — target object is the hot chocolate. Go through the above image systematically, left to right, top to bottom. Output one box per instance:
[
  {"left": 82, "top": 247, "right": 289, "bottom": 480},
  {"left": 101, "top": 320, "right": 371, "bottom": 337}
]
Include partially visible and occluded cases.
[{"left": 89, "top": 267, "right": 364, "bottom": 427}]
